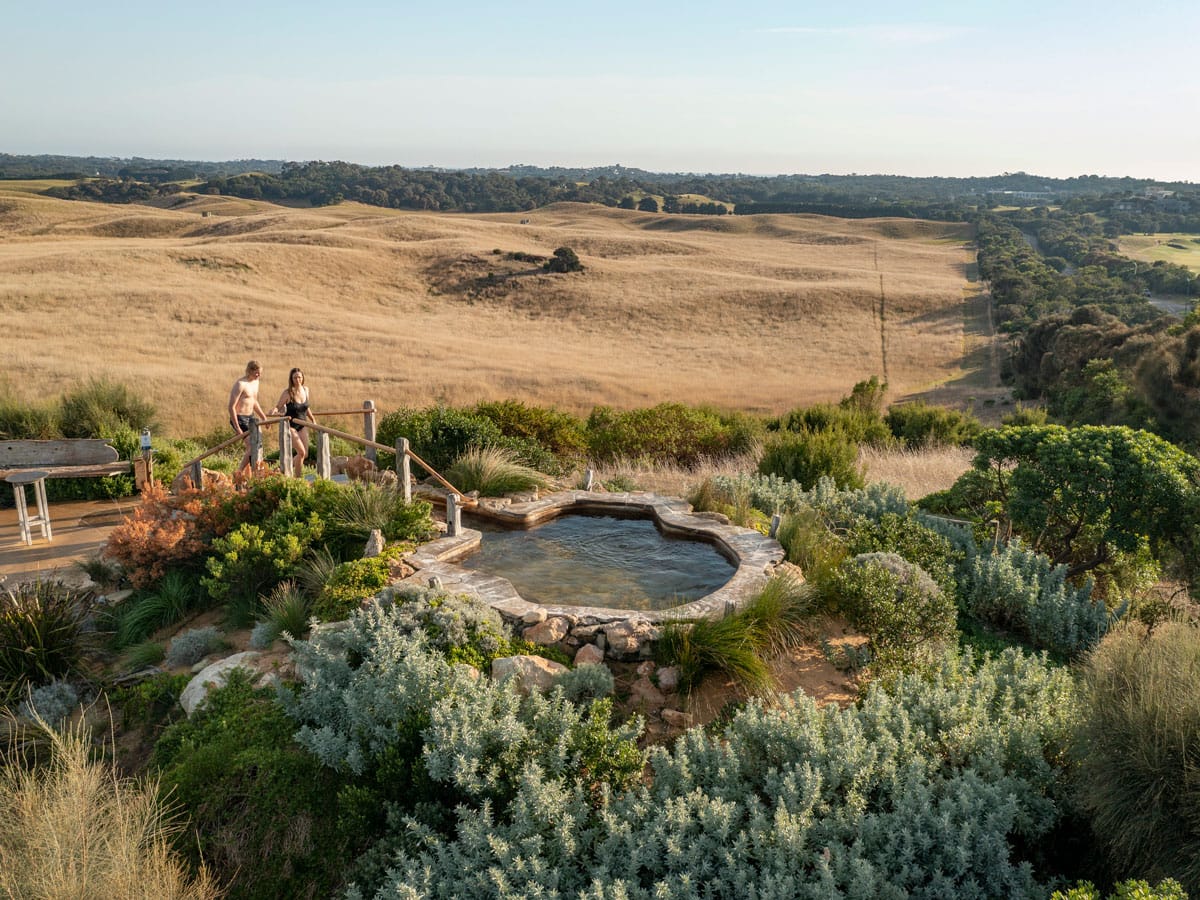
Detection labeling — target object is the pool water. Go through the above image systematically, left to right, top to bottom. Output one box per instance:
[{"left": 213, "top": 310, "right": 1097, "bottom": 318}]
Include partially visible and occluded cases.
[{"left": 460, "top": 512, "right": 735, "bottom": 611}]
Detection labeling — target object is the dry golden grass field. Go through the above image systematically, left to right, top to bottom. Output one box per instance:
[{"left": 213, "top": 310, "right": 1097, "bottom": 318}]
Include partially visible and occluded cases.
[{"left": 0, "top": 185, "right": 984, "bottom": 437}]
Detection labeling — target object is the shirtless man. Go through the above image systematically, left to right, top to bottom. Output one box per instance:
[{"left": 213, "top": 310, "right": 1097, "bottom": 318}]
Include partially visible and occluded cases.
[{"left": 228, "top": 360, "right": 268, "bottom": 476}]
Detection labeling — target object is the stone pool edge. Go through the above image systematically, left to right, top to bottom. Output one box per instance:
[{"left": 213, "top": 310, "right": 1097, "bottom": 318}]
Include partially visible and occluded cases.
[{"left": 400, "top": 490, "right": 787, "bottom": 634}]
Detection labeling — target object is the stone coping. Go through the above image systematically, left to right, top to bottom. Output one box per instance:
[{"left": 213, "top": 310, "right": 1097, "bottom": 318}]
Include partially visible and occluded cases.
[{"left": 403, "top": 490, "right": 786, "bottom": 625}]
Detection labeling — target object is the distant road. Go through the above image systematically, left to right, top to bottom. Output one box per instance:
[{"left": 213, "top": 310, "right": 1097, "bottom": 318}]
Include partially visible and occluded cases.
[{"left": 1148, "top": 296, "right": 1195, "bottom": 316}]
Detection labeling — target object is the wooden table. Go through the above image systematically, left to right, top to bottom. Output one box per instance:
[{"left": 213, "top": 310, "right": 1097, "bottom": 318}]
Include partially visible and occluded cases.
[{"left": 6, "top": 470, "right": 52, "bottom": 546}]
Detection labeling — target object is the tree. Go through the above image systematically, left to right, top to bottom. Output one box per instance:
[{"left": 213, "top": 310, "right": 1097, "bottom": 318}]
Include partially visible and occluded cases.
[
  {"left": 617, "top": 196, "right": 635, "bottom": 210},
  {"left": 636, "top": 196, "right": 659, "bottom": 212},
  {"left": 543, "top": 247, "right": 584, "bottom": 274},
  {"left": 968, "top": 425, "right": 1200, "bottom": 578}
]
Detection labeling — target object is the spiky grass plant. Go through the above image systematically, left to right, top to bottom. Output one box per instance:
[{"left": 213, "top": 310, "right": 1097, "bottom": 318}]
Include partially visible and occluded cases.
[
  {"left": 444, "top": 446, "right": 549, "bottom": 497},
  {"left": 326, "top": 481, "right": 427, "bottom": 557},
  {"left": 294, "top": 546, "right": 340, "bottom": 599},
  {"left": 73, "top": 554, "right": 124, "bottom": 592},
  {"left": 115, "top": 571, "right": 202, "bottom": 648},
  {"left": 737, "top": 574, "right": 817, "bottom": 657},
  {"left": 261, "top": 580, "right": 313, "bottom": 642},
  {"left": 0, "top": 582, "right": 90, "bottom": 704},
  {"left": 656, "top": 614, "right": 772, "bottom": 697},
  {"left": 1075, "top": 622, "right": 1200, "bottom": 894},
  {"left": 124, "top": 641, "right": 166, "bottom": 671},
  {"left": 0, "top": 714, "right": 220, "bottom": 900}
]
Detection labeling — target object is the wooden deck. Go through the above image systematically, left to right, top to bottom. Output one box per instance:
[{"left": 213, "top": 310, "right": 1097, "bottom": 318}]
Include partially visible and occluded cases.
[{"left": 0, "top": 497, "right": 137, "bottom": 589}]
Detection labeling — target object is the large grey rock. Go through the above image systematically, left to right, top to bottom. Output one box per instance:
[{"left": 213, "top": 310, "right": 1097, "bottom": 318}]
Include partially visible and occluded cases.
[
  {"left": 523, "top": 616, "right": 569, "bottom": 645},
  {"left": 180, "top": 652, "right": 261, "bottom": 717},
  {"left": 491, "top": 655, "right": 569, "bottom": 694}
]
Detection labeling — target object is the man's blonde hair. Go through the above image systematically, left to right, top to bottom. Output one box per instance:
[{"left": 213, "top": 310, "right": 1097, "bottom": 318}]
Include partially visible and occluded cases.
[{"left": 245, "top": 360, "right": 261, "bottom": 376}]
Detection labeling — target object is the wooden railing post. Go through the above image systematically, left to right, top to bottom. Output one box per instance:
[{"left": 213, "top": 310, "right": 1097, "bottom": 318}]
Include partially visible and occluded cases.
[
  {"left": 363, "top": 400, "right": 377, "bottom": 464},
  {"left": 278, "top": 419, "right": 293, "bottom": 476},
  {"left": 248, "top": 420, "right": 263, "bottom": 469},
  {"left": 317, "top": 432, "right": 331, "bottom": 479},
  {"left": 396, "top": 437, "right": 411, "bottom": 503},
  {"left": 190, "top": 459, "right": 203, "bottom": 489},
  {"left": 446, "top": 491, "right": 461, "bottom": 537}
]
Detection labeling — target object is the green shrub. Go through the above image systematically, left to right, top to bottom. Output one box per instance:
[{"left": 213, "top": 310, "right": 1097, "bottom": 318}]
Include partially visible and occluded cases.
[
  {"left": 57, "top": 377, "right": 157, "bottom": 438},
  {"left": 0, "top": 382, "right": 60, "bottom": 440},
  {"left": 473, "top": 399, "right": 588, "bottom": 459},
  {"left": 884, "top": 400, "right": 982, "bottom": 446},
  {"left": 777, "top": 401, "right": 894, "bottom": 446},
  {"left": 585, "top": 403, "right": 758, "bottom": 466},
  {"left": 1002, "top": 403, "right": 1050, "bottom": 427},
  {"left": 377, "top": 404, "right": 504, "bottom": 473},
  {"left": 758, "top": 428, "right": 865, "bottom": 490},
  {"left": 443, "top": 446, "right": 549, "bottom": 496},
  {"left": 844, "top": 512, "right": 961, "bottom": 599},
  {"left": 202, "top": 514, "right": 324, "bottom": 624},
  {"left": 962, "top": 541, "right": 1118, "bottom": 658},
  {"left": 311, "top": 552, "right": 397, "bottom": 622},
  {"left": 828, "top": 552, "right": 957, "bottom": 677},
  {"left": 0, "top": 581, "right": 90, "bottom": 703},
  {"left": 381, "top": 587, "right": 514, "bottom": 668},
  {"left": 1074, "top": 623, "right": 1200, "bottom": 895},
  {"left": 377, "top": 649, "right": 1078, "bottom": 897},
  {"left": 554, "top": 664, "right": 615, "bottom": 704},
  {"left": 108, "top": 671, "right": 189, "bottom": 725},
  {"left": 153, "top": 671, "right": 353, "bottom": 899},
  {"left": 1051, "top": 880, "right": 1188, "bottom": 900}
]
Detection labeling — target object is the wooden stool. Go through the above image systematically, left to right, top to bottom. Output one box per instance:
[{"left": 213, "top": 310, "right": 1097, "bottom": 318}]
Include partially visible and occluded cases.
[{"left": 6, "top": 470, "right": 52, "bottom": 546}]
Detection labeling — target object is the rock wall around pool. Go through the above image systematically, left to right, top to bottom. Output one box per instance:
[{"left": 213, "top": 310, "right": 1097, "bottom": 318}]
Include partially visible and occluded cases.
[{"left": 401, "top": 490, "right": 791, "bottom": 661}]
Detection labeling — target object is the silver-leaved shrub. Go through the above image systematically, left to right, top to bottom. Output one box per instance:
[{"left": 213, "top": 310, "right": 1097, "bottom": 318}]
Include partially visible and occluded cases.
[{"left": 371, "top": 648, "right": 1076, "bottom": 899}]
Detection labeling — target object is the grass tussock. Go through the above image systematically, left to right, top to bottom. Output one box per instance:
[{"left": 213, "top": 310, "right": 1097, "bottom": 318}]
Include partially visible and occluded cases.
[
  {"left": 857, "top": 443, "right": 975, "bottom": 500},
  {"left": 444, "top": 446, "right": 549, "bottom": 496},
  {"left": 657, "top": 574, "right": 817, "bottom": 696},
  {"left": 1075, "top": 622, "right": 1200, "bottom": 894},
  {"left": 0, "top": 716, "right": 222, "bottom": 900}
]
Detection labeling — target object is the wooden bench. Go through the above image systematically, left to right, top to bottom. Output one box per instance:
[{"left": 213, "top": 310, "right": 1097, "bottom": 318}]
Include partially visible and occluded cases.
[{"left": 0, "top": 439, "right": 132, "bottom": 481}]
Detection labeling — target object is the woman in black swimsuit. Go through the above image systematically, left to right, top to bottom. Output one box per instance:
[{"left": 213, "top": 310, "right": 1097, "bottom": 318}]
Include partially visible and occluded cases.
[{"left": 270, "top": 368, "right": 315, "bottom": 475}]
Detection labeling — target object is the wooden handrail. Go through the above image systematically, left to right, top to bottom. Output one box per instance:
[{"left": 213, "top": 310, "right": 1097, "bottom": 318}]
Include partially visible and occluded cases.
[{"left": 177, "top": 405, "right": 466, "bottom": 500}]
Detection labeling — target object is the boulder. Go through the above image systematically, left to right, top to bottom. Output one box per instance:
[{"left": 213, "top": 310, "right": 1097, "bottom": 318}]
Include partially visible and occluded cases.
[
  {"left": 343, "top": 456, "right": 377, "bottom": 482},
  {"left": 363, "top": 529, "right": 385, "bottom": 558},
  {"left": 522, "top": 608, "right": 548, "bottom": 625},
  {"left": 523, "top": 616, "right": 569, "bottom": 645},
  {"left": 604, "top": 618, "right": 660, "bottom": 659},
  {"left": 574, "top": 643, "right": 605, "bottom": 666},
  {"left": 180, "top": 652, "right": 261, "bottom": 717},
  {"left": 491, "top": 655, "right": 569, "bottom": 694},
  {"left": 656, "top": 666, "right": 680, "bottom": 693},
  {"left": 629, "top": 674, "right": 665, "bottom": 708}
]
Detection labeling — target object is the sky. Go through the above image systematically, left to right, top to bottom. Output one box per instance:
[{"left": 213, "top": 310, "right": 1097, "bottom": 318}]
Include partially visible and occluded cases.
[{"left": 5, "top": 0, "right": 1199, "bottom": 181}]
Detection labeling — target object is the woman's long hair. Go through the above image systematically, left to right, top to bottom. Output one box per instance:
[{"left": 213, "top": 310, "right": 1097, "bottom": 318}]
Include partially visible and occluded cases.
[{"left": 287, "top": 368, "right": 304, "bottom": 404}]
